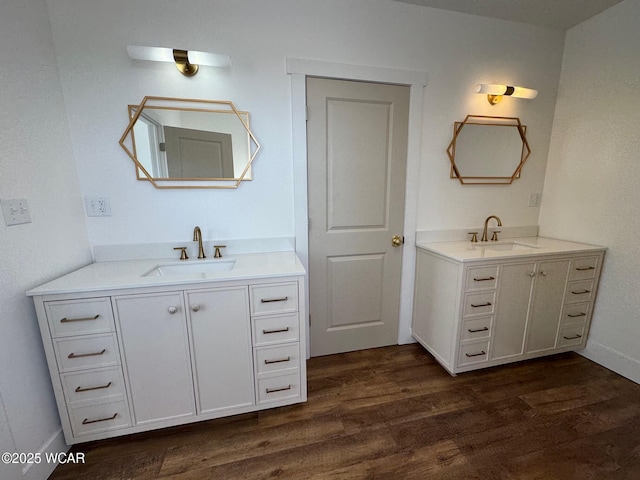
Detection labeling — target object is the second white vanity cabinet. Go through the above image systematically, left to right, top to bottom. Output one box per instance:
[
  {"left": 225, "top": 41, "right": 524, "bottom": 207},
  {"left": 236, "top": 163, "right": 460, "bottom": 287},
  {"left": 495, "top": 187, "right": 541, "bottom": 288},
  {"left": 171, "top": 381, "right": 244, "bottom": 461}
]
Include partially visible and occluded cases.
[
  {"left": 413, "top": 238, "right": 605, "bottom": 375},
  {"left": 28, "top": 252, "right": 306, "bottom": 445}
]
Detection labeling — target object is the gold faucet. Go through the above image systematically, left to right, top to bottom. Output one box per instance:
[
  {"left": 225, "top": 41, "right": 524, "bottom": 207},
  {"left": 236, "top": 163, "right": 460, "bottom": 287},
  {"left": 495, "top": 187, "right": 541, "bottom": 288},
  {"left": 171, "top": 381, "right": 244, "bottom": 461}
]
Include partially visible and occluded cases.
[
  {"left": 482, "top": 215, "right": 502, "bottom": 242},
  {"left": 193, "top": 226, "right": 206, "bottom": 259}
]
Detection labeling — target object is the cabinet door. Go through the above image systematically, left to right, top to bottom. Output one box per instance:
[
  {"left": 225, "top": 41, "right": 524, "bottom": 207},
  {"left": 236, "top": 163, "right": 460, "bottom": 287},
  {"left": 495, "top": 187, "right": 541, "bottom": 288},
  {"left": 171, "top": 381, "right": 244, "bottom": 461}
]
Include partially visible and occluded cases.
[
  {"left": 526, "top": 259, "right": 570, "bottom": 353},
  {"left": 491, "top": 263, "right": 535, "bottom": 361},
  {"left": 187, "top": 286, "right": 254, "bottom": 414},
  {"left": 115, "top": 292, "right": 195, "bottom": 425}
]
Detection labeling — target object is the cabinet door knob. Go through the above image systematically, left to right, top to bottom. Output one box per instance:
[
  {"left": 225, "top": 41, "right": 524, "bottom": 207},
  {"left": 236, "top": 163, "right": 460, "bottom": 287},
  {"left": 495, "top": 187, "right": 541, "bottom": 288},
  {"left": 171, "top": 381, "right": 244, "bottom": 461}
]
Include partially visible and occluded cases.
[
  {"left": 540, "top": 271, "right": 547, "bottom": 276},
  {"left": 528, "top": 272, "right": 536, "bottom": 277},
  {"left": 191, "top": 304, "right": 200, "bottom": 312},
  {"left": 168, "top": 306, "right": 178, "bottom": 314}
]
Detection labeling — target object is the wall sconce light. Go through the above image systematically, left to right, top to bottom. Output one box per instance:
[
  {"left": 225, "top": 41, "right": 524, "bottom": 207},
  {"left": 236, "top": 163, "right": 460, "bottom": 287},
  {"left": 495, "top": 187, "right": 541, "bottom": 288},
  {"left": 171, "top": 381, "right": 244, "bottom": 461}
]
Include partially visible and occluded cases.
[
  {"left": 126, "top": 45, "right": 231, "bottom": 77},
  {"left": 476, "top": 84, "right": 538, "bottom": 105}
]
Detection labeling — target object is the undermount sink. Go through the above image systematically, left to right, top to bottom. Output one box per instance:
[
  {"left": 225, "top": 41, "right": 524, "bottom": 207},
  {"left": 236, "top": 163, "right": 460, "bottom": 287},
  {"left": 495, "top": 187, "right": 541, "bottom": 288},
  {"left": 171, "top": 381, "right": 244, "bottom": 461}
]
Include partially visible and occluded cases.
[
  {"left": 483, "top": 241, "right": 540, "bottom": 251},
  {"left": 142, "top": 259, "right": 236, "bottom": 277}
]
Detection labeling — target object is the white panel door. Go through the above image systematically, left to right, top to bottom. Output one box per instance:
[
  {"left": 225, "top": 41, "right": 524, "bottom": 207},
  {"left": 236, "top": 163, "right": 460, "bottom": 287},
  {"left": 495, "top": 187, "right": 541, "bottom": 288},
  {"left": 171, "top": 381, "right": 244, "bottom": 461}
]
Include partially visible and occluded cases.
[
  {"left": 307, "top": 77, "right": 409, "bottom": 356},
  {"left": 186, "top": 286, "right": 255, "bottom": 414},
  {"left": 114, "top": 292, "right": 195, "bottom": 425}
]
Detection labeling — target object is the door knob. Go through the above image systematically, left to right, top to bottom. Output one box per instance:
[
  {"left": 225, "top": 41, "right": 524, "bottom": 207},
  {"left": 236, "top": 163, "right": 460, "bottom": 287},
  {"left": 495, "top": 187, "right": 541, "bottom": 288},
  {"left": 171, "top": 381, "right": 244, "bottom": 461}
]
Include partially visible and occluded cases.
[{"left": 392, "top": 235, "right": 403, "bottom": 247}]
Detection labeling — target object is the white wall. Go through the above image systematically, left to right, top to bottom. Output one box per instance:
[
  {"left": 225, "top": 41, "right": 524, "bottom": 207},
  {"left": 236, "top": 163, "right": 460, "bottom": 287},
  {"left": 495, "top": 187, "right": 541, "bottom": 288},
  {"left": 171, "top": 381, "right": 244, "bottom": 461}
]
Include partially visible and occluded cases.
[
  {"left": 44, "top": 0, "right": 565, "bottom": 249},
  {"left": 539, "top": 0, "right": 640, "bottom": 383},
  {"left": 0, "top": 1, "right": 93, "bottom": 478}
]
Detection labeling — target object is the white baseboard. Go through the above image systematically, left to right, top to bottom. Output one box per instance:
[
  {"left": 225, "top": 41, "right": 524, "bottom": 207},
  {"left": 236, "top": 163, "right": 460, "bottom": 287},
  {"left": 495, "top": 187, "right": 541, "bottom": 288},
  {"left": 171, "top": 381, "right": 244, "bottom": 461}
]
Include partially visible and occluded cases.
[
  {"left": 579, "top": 340, "right": 640, "bottom": 385},
  {"left": 23, "top": 428, "right": 69, "bottom": 480}
]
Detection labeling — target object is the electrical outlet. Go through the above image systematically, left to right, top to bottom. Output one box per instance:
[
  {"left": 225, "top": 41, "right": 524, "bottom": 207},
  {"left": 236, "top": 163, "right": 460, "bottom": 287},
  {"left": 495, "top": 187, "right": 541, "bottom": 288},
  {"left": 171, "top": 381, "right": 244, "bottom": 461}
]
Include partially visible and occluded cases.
[
  {"left": 528, "top": 192, "right": 542, "bottom": 207},
  {"left": 85, "top": 196, "right": 112, "bottom": 217},
  {"left": 1, "top": 198, "right": 32, "bottom": 226}
]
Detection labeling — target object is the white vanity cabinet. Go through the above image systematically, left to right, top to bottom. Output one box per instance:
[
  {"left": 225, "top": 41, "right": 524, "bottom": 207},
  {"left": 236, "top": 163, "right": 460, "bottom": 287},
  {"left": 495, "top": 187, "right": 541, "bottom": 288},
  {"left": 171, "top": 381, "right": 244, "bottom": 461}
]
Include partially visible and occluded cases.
[
  {"left": 412, "top": 241, "right": 605, "bottom": 375},
  {"left": 30, "top": 260, "right": 306, "bottom": 445}
]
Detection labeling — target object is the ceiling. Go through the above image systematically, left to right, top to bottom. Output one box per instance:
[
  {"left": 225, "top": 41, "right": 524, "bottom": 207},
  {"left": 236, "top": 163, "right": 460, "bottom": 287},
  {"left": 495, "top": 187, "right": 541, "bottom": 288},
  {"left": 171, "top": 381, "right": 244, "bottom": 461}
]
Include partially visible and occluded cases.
[{"left": 392, "top": 0, "right": 624, "bottom": 29}]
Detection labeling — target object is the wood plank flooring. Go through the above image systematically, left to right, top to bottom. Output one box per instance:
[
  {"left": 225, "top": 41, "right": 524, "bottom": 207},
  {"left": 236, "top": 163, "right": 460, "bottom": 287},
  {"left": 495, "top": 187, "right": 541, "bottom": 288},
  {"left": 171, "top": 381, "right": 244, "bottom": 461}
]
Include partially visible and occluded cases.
[{"left": 50, "top": 345, "right": 640, "bottom": 479}]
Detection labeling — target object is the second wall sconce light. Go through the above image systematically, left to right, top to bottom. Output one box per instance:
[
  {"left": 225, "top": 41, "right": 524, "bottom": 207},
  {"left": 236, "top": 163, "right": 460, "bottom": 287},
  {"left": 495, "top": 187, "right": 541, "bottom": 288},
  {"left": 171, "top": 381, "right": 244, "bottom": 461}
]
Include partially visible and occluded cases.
[
  {"left": 127, "top": 45, "right": 231, "bottom": 77},
  {"left": 476, "top": 83, "right": 538, "bottom": 105}
]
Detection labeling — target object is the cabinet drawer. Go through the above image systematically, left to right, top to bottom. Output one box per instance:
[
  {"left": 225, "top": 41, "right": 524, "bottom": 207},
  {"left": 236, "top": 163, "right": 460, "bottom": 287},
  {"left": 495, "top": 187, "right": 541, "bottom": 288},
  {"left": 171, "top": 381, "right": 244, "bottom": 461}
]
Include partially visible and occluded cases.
[
  {"left": 568, "top": 257, "right": 599, "bottom": 281},
  {"left": 465, "top": 265, "right": 499, "bottom": 291},
  {"left": 565, "top": 281, "right": 595, "bottom": 304},
  {"left": 250, "top": 283, "right": 298, "bottom": 316},
  {"left": 463, "top": 292, "right": 496, "bottom": 317},
  {"left": 46, "top": 298, "right": 114, "bottom": 338},
  {"left": 561, "top": 302, "right": 590, "bottom": 326},
  {"left": 252, "top": 314, "right": 299, "bottom": 346},
  {"left": 460, "top": 317, "right": 492, "bottom": 341},
  {"left": 557, "top": 324, "right": 586, "bottom": 348},
  {"left": 54, "top": 334, "right": 119, "bottom": 373},
  {"left": 458, "top": 341, "right": 489, "bottom": 366},
  {"left": 255, "top": 344, "right": 299, "bottom": 376},
  {"left": 61, "top": 367, "right": 126, "bottom": 406},
  {"left": 256, "top": 372, "right": 301, "bottom": 404},
  {"left": 69, "top": 400, "right": 131, "bottom": 437}
]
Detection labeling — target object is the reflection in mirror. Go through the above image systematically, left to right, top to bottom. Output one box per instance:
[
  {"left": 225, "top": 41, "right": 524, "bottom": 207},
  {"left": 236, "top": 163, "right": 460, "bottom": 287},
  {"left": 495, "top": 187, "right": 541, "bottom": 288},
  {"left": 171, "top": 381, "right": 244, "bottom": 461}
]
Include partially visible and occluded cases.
[
  {"left": 120, "top": 97, "right": 260, "bottom": 189},
  {"left": 447, "top": 115, "right": 530, "bottom": 185}
]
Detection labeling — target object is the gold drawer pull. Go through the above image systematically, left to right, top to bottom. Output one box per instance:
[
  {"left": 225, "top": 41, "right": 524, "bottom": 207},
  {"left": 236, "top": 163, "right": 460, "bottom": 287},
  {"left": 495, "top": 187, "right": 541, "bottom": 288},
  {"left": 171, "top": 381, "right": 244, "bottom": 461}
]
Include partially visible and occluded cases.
[
  {"left": 575, "top": 266, "right": 595, "bottom": 271},
  {"left": 473, "top": 276, "right": 495, "bottom": 282},
  {"left": 571, "top": 289, "right": 591, "bottom": 295},
  {"left": 261, "top": 297, "right": 289, "bottom": 303},
  {"left": 471, "top": 302, "right": 492, "bottom": 308},
  {"left": 567, "top": 312, "right": 586, "bottom": 318},
  {"left": 60, "top": 314, "right": 100, "bottom": 323},
  {"left": 263, "top": 327, "right": 290, "bottom": 334},
  {"left": 468, "top": 327, "right": 489, "bottom": 333},
  {"left": 563, "top": 334, "right": 582, "bottom": 340},
  {"left": 68, "top": 349, "right": 106, "bottom": 359},
  {"left": 465, "top": 351, "right": 486, "bottom": 358},
  {"left": 264, "top": 356, "right": 291, "bottom": 365},
  {"left": 75, "top": 381, "right": 112, "bottom": 393},
  {"left": 266, "top": 385, "right": 292, "bottom": 394},
  {"left": 82, "top": 413, "right": 118, "bottom": 425}
]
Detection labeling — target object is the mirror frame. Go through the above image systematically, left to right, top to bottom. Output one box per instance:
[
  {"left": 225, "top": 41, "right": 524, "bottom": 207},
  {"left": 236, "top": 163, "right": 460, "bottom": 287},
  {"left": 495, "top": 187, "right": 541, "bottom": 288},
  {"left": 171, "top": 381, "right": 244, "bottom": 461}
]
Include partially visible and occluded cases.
[
  {"left": 119, "top": 96, "right": 261, "bottom": 189},
  {"left": 447, "top": 115, "right": 530, "bottom": 185}
]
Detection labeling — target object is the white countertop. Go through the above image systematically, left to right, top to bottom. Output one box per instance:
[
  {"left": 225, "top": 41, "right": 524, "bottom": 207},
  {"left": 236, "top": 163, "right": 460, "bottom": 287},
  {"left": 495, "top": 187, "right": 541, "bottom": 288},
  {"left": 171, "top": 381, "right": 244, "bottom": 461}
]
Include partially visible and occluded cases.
[
  {"left": 416, "top": 236, "right": 605, "bottom": 263},
  {"left": 27, "top": 251, "right": 306, "bottom": 296}
]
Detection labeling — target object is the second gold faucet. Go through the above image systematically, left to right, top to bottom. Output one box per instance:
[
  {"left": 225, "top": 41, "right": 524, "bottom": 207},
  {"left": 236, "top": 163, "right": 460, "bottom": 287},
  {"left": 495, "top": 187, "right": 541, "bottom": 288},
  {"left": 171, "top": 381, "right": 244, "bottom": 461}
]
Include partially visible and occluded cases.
[{"left": 193, "top": 226, "right": 206, "bottom": 259}]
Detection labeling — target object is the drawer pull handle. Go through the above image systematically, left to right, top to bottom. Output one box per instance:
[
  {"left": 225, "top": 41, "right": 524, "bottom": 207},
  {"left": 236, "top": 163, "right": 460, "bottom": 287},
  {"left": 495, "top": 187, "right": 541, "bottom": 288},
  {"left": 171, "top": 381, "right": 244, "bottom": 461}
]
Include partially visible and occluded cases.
[
  {"left": 576, "top": 266, "right": 595, "bottom": 271},
  {"left": 473, "top": 276, "right": 495, "bottom": 282},
  {"left": 571, "top": 290, "right": 591, "bottom": 295},
  {"left": 261, "top": 297, "right": 289, "bottom": 303},
  {"left": 471, "top": 302, "right": 492, "bottom": 308},
  {"left": 567, "top": 312, "right": 586, "bottom": 318},
  {"left": 60, "top": 314, "right": 100, "bottom": 323},
  {"left": 263, "top": 327, "right": 290, "bottom": 335},
  {"left": 468, "top": 327, "right": 489, "bottom": 333},
  {"left": 563, "top": 334, "right": 582, "bottom": 340},
  {"left": 68, "top": 349, "right": 106, "bottom": 359},
  {"left": 465, "top": 351, "right": 486, "bottom": 358},
  {"left": 264, "top": 356, "right": 291, "bottom": 365},
  {"left": 75, "top": 381, "right": 112, "bottom": 393},
  {"left": 266, "top": 385, "right": 292, "bottom": 394},
  {"left": 82, "top": 413, "right": 118, "bottom": 425}
]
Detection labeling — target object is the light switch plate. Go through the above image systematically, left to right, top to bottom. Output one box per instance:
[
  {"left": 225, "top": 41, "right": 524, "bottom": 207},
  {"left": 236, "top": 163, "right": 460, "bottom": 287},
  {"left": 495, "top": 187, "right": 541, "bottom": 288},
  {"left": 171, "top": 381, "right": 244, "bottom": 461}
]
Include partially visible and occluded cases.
[{"left": 1, "top": 198, "right": 32, "bottom": 226}]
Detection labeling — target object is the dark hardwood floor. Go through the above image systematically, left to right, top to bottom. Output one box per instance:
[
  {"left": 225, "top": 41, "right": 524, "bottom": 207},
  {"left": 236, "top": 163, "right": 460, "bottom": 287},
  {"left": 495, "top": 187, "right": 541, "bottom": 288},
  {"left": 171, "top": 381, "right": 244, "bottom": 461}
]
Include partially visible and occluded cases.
[{"left": 50, "top": 344, "right": 640, "bottom": 479}]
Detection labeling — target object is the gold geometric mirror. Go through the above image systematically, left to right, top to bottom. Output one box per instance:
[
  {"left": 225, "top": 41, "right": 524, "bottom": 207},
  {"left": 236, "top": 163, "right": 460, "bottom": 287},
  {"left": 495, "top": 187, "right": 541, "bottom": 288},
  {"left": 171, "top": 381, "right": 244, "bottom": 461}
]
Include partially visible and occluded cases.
[
  {"left": 119, "top": 97, "right": 260, "bottom": 189},
  {"left": 447, "top": 115, "right": 530, "bottom": 185}
]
